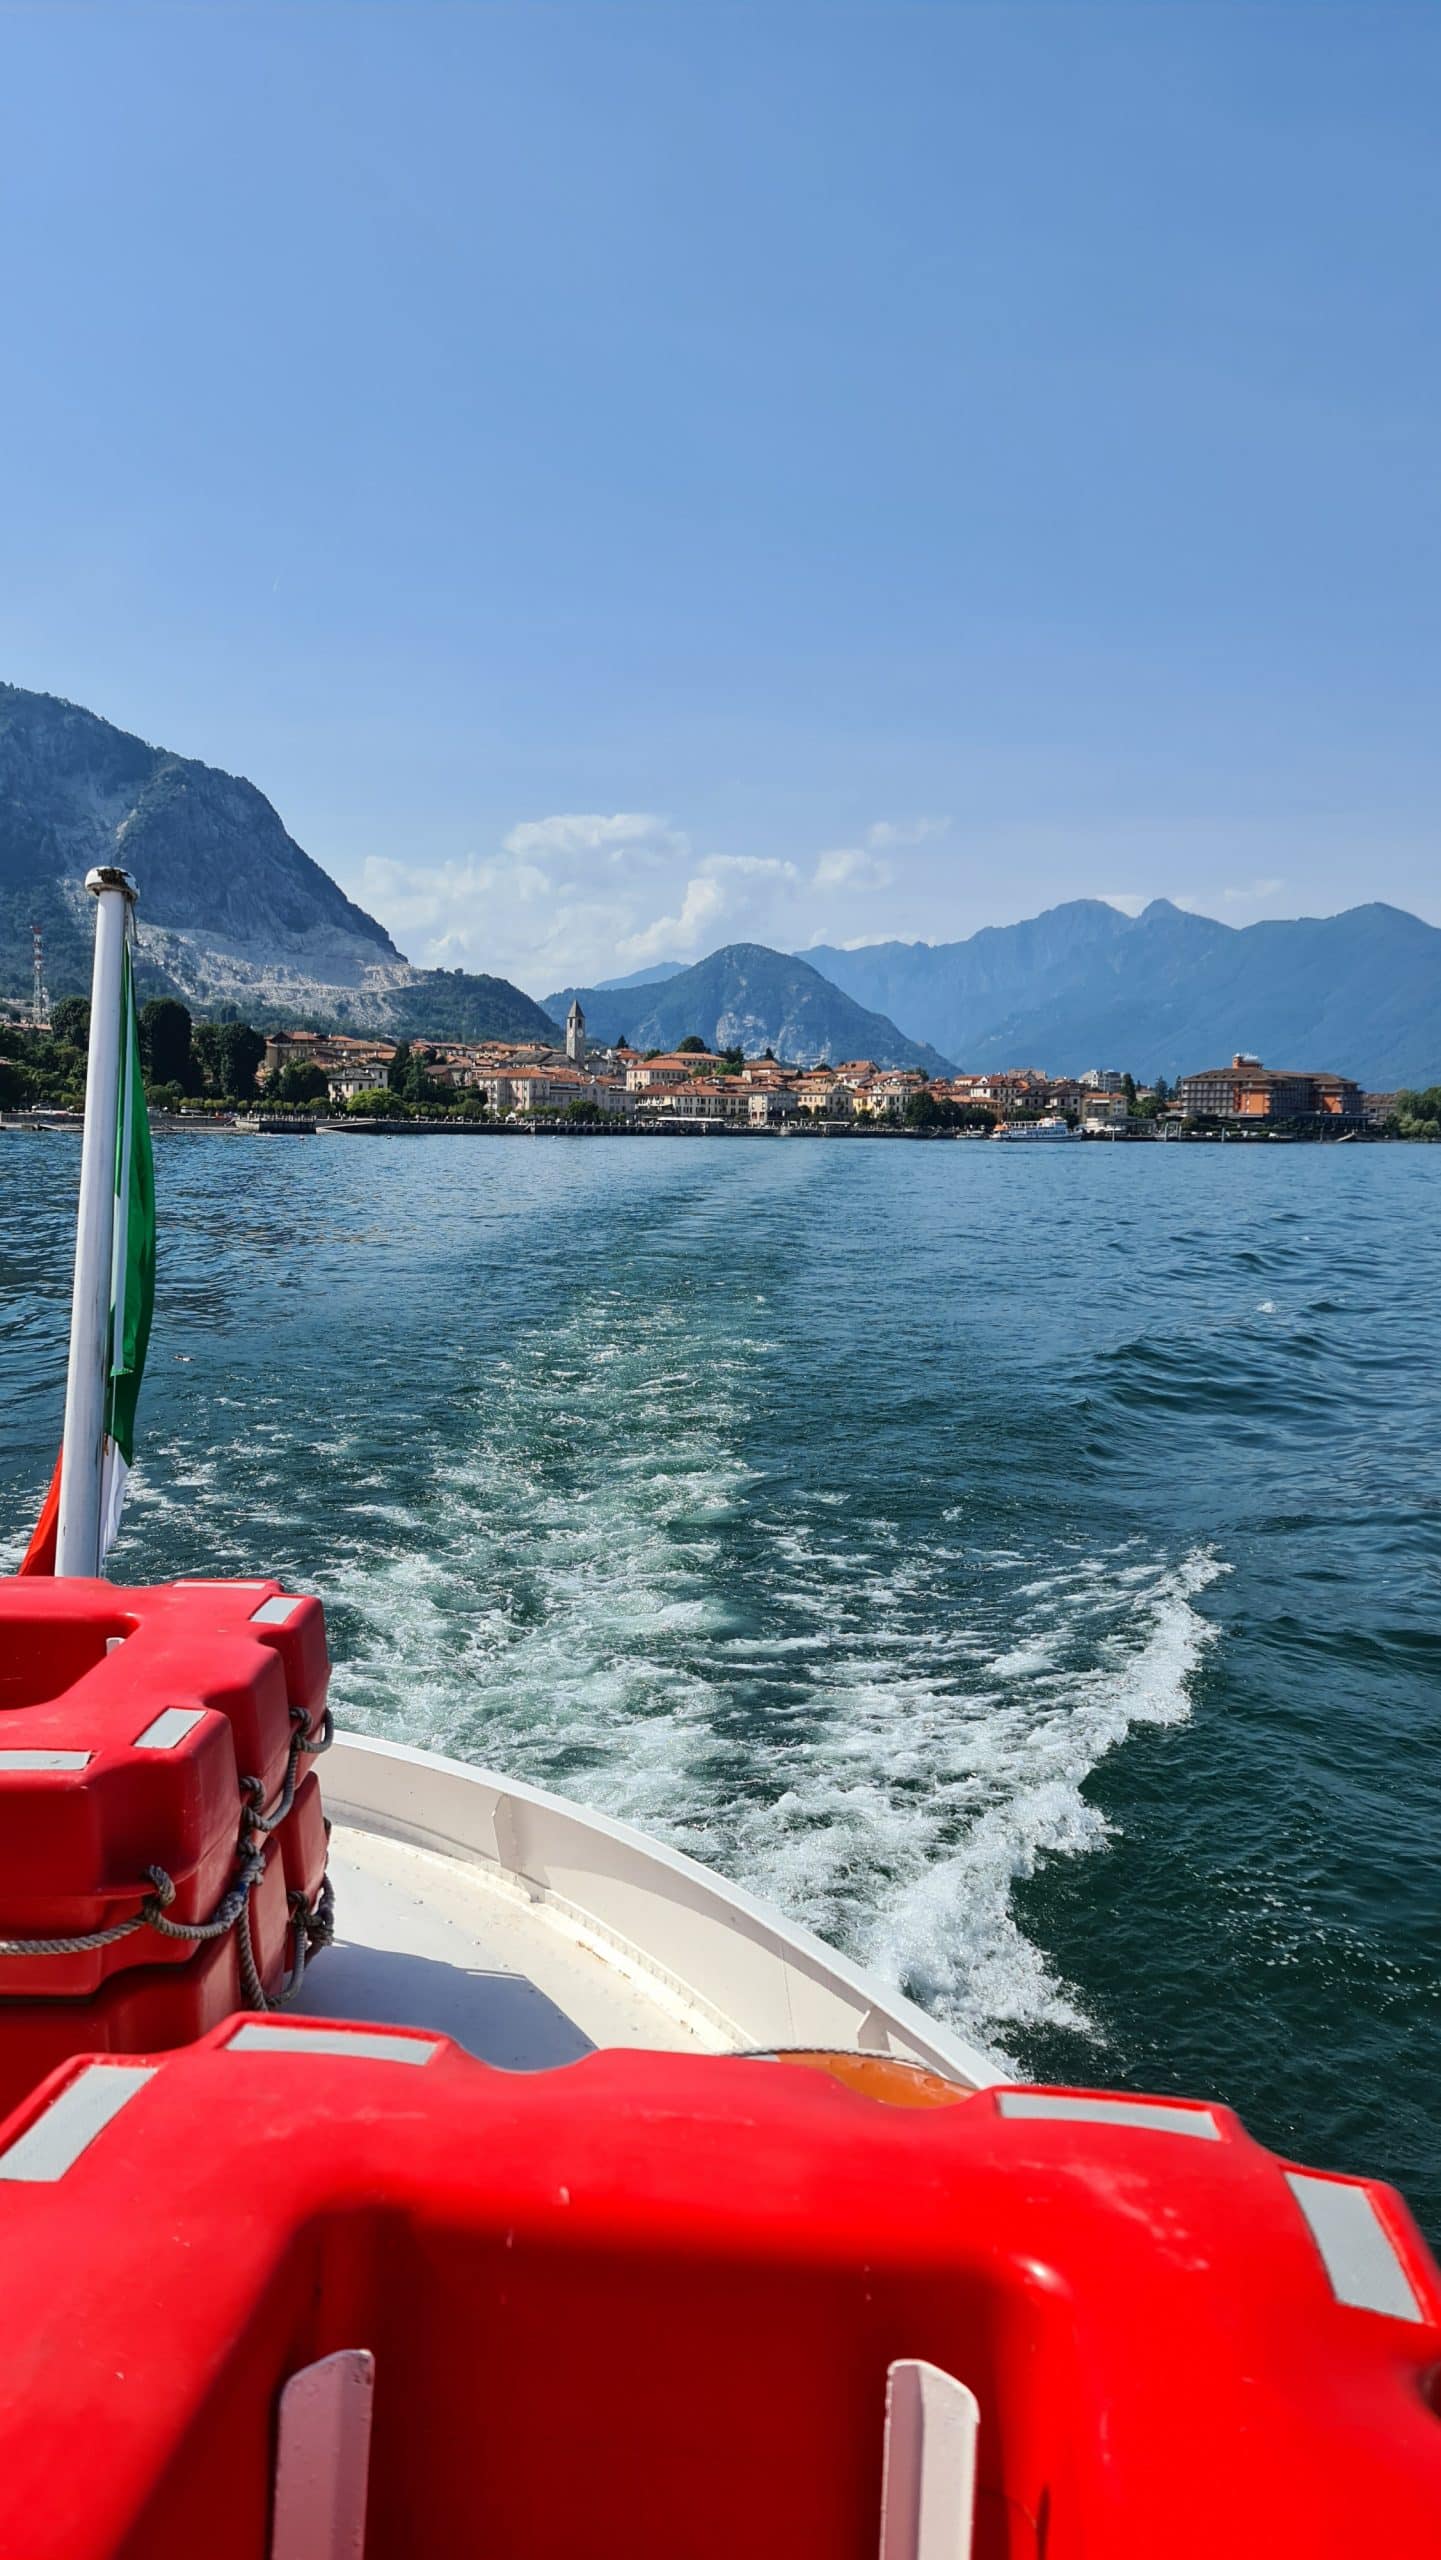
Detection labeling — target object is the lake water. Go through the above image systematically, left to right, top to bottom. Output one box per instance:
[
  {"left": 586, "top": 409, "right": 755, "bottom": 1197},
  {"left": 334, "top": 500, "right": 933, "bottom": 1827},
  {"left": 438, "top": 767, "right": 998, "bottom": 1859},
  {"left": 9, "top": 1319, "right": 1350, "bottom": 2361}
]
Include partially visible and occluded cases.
[{"left": 3, "top": 1131, "right": 1438, "bottom": 2228}]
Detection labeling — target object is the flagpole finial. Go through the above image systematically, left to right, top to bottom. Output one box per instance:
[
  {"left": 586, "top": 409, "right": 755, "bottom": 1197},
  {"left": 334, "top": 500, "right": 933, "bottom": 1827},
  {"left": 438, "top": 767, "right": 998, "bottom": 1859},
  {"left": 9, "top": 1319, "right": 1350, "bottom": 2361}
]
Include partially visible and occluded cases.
[{"left": 84, "top": 867, "right": 138, "bottom": 902}]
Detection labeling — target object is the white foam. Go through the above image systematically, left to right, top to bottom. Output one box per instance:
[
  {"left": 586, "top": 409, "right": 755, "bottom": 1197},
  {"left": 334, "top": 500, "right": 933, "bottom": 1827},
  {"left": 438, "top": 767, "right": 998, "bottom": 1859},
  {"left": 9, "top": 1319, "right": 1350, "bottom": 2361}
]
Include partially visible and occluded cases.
[
  {"left": 74, "top": 1254, "right": 1231, "bottom": 2074},
  {"left": 323, "top": 1283, "right": 1228, "bottom": 2067}
]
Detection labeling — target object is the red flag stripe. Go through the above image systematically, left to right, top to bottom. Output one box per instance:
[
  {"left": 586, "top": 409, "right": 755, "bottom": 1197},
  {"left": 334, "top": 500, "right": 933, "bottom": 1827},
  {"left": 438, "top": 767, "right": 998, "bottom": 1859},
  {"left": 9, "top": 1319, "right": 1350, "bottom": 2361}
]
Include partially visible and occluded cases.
[{"left": 18, "top": 1454, "right": 61, "bottom": 1577}]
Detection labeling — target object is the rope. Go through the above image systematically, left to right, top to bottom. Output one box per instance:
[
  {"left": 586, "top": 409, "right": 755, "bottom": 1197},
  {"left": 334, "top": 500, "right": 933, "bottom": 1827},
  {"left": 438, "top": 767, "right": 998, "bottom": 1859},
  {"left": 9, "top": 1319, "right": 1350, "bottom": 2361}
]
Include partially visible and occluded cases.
[
  {"left": 0, "top": 1700, "right": 336, "bottom": 2007},
  {"left": 243, "top": 1705, "right": 312, "bottom": 1836},
  {"left": 0, "top": 1867, "right": 177, "bottom": 1959},
  {"left": 238, "top": 1890, "right": 268, "bottom": 2012}
]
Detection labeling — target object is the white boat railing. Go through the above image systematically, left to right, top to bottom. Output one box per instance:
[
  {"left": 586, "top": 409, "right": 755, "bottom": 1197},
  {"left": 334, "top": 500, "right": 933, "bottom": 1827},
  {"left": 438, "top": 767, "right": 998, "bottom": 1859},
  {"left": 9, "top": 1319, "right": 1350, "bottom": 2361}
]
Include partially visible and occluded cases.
[{"left": 325, "top": 1732, "right": 998, "bottom": 2086}]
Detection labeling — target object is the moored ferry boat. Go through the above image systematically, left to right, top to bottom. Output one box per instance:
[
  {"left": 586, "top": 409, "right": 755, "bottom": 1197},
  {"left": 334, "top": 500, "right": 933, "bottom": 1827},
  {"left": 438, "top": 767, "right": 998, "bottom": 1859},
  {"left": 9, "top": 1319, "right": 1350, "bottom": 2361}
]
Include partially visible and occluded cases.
[
  {"left": 0, "top": 871, "right": 1437, "bottom": 2559},
  {"left": 991, "top": 1114, "right": 1079, "bottom": 1140}
]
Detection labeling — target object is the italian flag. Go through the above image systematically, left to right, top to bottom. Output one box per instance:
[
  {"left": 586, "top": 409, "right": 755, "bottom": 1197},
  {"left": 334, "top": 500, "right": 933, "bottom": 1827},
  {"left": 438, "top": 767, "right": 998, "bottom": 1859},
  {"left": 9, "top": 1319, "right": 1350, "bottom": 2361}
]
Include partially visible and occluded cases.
[{"left": 21, "top": 944, "right": 155, "bottom": 1574}]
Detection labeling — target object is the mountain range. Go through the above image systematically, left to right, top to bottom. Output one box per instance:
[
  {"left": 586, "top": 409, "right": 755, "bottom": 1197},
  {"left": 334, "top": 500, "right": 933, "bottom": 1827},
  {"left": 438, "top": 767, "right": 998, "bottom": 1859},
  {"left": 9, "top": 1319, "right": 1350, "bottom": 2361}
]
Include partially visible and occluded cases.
[
  {"left": 5, "top": 681, "right": 1436, "bottom": 1083},
  {"left": 0, "top": 685, "right": 558, "bottom": 1044},
  {"left": 805, "top": 900, "right": 1441, "bottom": 1087},
  {"left": 543, "top": 946, "right": 951, "bottom": 1073}
]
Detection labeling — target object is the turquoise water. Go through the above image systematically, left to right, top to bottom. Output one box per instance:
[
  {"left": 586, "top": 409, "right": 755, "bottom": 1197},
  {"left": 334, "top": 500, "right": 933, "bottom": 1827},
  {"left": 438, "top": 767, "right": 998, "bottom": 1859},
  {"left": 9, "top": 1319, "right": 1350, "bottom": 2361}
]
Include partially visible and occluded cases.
[{"left": 2, "top": 1133, "right": 1438, "bottom": 2226}]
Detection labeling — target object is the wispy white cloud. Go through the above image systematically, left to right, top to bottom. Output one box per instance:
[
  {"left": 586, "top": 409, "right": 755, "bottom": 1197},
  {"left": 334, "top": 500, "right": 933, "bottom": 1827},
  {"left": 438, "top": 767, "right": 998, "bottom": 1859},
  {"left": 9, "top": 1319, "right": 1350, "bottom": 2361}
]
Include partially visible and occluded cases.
[
  {"left": 361, "top": 808, "right": 1293, "bottom": 992},
  {"left": 502, "top": 811, "right": 686, "bottom": 863},
  {"left": 810, "top": 813, "right": 950, "bottom": 897},
  {"left": 865, "top": 815, "right": 950, "bottom": 849},
  {"left": 362, "top": 817, "right": 812, "bottom": 991},
  {"left": 813, "top": 846, "right": 894, "bottom": 892},
  {"left": 702, "top": 853, "right": 798, "bottom": 881},
  {"left": 619, "top": 855, "right": 800, "bottom": 963},
  {"left": 1220, "top": 875, "right": 1285, "bottom": 904},
  {"left": 619, "top": 877, "right": 726, "bottom": 963}
]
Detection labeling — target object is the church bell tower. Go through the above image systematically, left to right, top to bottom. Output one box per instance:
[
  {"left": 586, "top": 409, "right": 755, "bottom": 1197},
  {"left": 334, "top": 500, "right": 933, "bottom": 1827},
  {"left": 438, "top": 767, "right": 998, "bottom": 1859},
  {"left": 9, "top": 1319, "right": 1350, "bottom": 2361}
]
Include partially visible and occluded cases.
[{"left": 566, "top": 999, "right": 587, "bottom": 1064}]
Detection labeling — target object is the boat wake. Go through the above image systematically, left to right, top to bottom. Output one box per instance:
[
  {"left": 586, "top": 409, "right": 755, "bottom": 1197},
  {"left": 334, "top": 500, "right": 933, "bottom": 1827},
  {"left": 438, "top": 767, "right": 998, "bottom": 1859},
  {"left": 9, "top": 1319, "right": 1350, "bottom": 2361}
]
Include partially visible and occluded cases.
[
  {"left": 4, "top": 1144, "right": 1230, "bottom": 2074},
  {"left": 302, "top": 1293, "right": 1226, "bottom": 2070}
]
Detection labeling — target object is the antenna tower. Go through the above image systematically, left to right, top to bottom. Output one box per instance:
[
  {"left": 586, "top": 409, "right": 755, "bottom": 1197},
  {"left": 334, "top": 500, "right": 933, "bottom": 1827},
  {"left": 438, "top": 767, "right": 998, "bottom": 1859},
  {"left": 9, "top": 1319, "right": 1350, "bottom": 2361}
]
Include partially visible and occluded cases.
[{"left": 31, "top": 922, "right": 50, "bottom": 1029}]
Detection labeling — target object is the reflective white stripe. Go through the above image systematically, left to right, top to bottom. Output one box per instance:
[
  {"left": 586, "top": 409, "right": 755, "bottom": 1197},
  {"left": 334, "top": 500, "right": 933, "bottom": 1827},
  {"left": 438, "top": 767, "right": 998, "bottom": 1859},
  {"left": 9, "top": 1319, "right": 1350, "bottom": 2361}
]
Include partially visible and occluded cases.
[
  {"left": 176, "top": 1579, "right": 268, "bottom": 1588},
  {"left": 250, "top": 1595, "right": 304, "bottom": 1626},
  {"left": 133, "top": 1706, "right": 206, "bottom": 1750},
  {"left": 0, "top": 1750, "right": 92, "bottom": 1772},
  {"left": 227, "top": 2024, "right": 440, "bottom": 2065},
  {"left": 0, "top": 2064, "right": 155, "bottom": 2181},
  {"left": 997, "top": 2092, "right": 1220, "bottom": 2140},
  {"left": 1286, "top": 2173, "right": 1423, "bottom": 2322},
  {"left": 272, "top": 2351, "right": 375, "bottom": 2560},
  {"left": 880, "top": 2361, "right": 978, "bottom": 2560}
]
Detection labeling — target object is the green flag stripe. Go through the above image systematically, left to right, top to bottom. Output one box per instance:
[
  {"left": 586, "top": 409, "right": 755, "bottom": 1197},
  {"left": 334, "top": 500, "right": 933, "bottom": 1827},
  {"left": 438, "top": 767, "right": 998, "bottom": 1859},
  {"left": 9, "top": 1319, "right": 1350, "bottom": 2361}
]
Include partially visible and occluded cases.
[{"left": 104, "top": 944, "right": 155, "bottom": 1467}]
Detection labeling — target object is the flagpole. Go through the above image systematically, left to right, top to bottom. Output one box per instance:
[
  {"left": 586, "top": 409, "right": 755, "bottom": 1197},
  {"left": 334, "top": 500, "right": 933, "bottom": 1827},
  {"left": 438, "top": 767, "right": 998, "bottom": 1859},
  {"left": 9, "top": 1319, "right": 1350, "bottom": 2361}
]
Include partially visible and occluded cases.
[{"left": 55, "top": 866, "right": 137, "bottom": 1579}]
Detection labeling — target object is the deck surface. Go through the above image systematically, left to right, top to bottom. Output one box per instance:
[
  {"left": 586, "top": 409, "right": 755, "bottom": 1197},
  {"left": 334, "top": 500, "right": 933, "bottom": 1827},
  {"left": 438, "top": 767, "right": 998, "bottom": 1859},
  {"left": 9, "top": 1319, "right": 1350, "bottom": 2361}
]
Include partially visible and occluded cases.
[{"left": 293, "top": 1822, "right": 722, "bottom": 2066}]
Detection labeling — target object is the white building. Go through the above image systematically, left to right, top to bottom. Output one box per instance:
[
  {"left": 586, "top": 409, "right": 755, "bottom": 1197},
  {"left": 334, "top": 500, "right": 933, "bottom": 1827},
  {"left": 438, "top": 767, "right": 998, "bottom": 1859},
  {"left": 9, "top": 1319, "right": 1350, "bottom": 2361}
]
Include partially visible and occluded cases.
[
  {"left": 479, "top": 1068, "right": 631, "bottom": 1117},
  {"left": 636, "top": 1079, "right": 746, "bottom": 1123},
  {"left": 748, "top": 1089, "right": 799, "bottom": 1126},
  {"left": 1080, "top": 1090, "right": 1131, "bottom": 1125}
]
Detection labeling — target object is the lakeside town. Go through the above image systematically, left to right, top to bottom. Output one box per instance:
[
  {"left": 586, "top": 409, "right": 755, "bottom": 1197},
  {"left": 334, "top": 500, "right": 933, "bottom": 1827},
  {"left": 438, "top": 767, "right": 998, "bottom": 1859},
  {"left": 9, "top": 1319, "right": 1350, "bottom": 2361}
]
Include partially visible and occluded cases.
[
  {"left": 3, "top": 991, "right": 1433, "bottom": 1138},
  {"left": 255, "top": 1008, "right": 1402, "bottom": 1136}
]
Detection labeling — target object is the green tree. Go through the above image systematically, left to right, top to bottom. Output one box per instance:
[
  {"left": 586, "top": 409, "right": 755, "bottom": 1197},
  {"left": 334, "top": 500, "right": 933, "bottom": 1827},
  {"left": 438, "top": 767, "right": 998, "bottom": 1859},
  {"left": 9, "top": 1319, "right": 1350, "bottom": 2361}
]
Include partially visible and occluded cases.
[
  {"left": 50, "top": 996, "right": 90, "bottom": 1050},
  {"left": 139, "top": 997, "right": 194, "bottom": 1090},
  {"left": 0, "top": 1022, "right": 84, "bottom": 1107},
  {"left": 191, "top": 1022, "right": 222, "bottom": 1095},
  {"left": 217, "top": 1023, "right": 266, "bottom": 1101},
  {"left": 677, "top": 1034, "right": 707, "bottom": 1054},
  {"left": 386, "top": 1043, "right": 444, "bottom": 1106},
  {"left": 721, "top": 1046, "right": 744, "bottom": 1071},
  {"left": 271, "top": 1060, "right": 329, "bottom": 1106},
  {"left": 1122, "top": 1072, "right": 1137, "bottom": 1106},
  {"left": 346, "top": 1086, "right": 410, "bottom": 1119},
  {"left": 1391, "top": 1087, "right": 1441, "bottom": 1140},
  {"left": 904, "top": 1089, "right": 990, "bottom": 1132}
]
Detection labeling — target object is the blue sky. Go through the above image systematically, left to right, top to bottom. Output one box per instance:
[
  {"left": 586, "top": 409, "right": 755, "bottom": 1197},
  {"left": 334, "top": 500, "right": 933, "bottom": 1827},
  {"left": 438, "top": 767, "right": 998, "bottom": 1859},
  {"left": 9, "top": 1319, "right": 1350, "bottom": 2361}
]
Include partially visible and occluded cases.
[{"left": 1, "top": 3, "right": 1436, "bottom": 993}]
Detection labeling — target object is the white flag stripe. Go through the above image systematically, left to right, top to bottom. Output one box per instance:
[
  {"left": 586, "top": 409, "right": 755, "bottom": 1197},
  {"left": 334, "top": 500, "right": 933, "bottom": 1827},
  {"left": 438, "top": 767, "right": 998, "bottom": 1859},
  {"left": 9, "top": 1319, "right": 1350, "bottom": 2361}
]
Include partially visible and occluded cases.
[
  {"left": 108, "top": 961, "right": 135, "bottom": 1379},
  {"left": 99, "top": 1446, "right": 129, "bottom": 1563}
]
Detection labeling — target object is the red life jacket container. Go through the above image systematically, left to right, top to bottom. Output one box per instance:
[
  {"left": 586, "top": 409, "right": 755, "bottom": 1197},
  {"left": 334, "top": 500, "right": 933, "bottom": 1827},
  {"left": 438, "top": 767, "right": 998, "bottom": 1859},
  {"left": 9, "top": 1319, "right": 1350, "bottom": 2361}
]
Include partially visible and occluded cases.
[
  {"left": 0, "top": 1578, "right": 331, "bottom": 2115},
  {"left": 0, "top": 2025, "right": 1434, "bottom": 2560}
]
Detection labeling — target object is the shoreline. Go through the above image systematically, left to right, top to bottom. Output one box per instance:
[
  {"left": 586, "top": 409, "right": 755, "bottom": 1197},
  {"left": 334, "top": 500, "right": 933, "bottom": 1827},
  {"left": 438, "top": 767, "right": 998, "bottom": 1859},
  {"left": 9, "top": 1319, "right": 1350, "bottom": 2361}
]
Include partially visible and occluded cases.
[{"left": 1, "top": 1111, "right": 1398, "bottom": 1145}]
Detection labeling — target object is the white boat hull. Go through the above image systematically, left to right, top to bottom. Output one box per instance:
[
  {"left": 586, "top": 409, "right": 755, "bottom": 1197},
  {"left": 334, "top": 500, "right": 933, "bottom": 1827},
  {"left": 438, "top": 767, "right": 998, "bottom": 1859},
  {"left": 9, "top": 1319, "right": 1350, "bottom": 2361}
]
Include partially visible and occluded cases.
[{"left": 303, "top": 1731, "right": 997, "bottom": 2085}]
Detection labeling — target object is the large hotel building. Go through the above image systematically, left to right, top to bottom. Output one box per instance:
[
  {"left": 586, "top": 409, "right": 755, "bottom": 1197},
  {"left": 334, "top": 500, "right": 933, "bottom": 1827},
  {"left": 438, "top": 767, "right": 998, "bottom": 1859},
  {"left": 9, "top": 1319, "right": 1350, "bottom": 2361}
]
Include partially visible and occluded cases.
[{"left": 1176, "top": 1055, "right": 1363, "bottom": 1121}]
